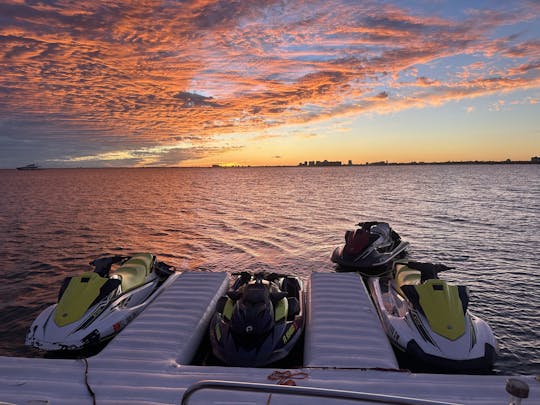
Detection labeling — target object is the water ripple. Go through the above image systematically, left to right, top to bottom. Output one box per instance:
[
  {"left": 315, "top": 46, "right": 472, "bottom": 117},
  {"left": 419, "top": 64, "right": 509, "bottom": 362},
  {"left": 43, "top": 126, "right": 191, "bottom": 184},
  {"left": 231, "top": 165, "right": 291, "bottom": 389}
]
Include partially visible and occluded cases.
[{"left": 0, "top": 165, "right": 538, "bottom": 374}]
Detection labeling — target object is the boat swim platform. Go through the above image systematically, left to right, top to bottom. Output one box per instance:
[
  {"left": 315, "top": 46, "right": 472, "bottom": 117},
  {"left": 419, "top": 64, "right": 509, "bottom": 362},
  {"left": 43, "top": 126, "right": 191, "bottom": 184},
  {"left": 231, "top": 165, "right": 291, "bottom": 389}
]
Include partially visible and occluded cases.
[{"left": 0, "top": 271, "right": 537, "bottom": 405}]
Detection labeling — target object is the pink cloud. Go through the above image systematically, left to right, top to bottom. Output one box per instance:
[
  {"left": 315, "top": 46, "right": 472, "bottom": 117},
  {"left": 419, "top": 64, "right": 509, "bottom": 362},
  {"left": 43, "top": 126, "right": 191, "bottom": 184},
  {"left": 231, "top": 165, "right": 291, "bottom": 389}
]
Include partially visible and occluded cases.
[{"left": 1, "top": 0, "right": 539, "bottom": 165}]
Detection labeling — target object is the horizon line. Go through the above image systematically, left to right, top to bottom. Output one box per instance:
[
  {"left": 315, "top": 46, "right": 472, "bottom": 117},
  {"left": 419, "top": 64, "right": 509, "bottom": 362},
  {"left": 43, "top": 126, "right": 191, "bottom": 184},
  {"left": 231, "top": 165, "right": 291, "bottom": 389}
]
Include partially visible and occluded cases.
[{"left": 7, "top": 158, "right": 540, "bottom": 170}]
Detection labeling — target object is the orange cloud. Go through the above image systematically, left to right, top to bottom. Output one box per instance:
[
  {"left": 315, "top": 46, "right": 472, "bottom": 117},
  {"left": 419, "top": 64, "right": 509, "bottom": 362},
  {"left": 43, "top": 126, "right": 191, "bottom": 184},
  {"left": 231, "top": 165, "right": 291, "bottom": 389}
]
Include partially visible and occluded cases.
[{"left": 1, "top": 0, "right": 539, "bottom": 166}]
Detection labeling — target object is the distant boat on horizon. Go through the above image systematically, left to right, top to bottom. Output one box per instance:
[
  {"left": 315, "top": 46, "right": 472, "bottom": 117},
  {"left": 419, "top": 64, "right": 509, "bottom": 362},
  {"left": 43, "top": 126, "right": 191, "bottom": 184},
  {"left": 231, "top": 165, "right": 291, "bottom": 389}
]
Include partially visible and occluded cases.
[{"left": 16, "top": 163, "right": 41, "bottom": 170}]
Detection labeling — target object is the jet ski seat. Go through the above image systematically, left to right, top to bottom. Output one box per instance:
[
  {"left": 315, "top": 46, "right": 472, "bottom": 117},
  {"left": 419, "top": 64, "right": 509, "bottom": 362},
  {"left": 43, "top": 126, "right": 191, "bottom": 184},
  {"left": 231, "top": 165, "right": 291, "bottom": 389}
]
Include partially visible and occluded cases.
[
  {"left": 344, "top": 228, "right": 371, "bottom": 255},
  {"left": 115, "top": 253, "right": 154, "bottom": 292},
  {"left": 394, "top": 264, "right": 421, "bottom": 295}
]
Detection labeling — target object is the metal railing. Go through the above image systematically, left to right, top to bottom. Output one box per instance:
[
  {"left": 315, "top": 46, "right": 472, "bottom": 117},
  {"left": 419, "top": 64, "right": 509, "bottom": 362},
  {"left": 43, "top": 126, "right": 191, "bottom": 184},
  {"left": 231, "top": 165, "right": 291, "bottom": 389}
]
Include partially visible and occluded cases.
[{"left": 181, "top": 379, "right": 464, "bottom": 405}]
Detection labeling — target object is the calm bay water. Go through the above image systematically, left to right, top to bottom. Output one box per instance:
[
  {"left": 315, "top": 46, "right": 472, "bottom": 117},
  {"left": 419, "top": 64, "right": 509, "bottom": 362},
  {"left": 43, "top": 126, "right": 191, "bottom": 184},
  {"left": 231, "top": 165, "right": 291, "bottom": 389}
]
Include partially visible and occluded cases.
[{"left": 0, "top": 165, "right": 538, "bottom": 375}]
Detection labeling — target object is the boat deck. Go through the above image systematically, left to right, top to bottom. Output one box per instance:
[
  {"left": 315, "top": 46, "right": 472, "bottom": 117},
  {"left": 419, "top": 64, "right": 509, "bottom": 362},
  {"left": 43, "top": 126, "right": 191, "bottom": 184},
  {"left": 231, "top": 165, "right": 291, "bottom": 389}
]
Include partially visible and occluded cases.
[{"left": 0, "top": 272, "right": 537, "bottom": 404}]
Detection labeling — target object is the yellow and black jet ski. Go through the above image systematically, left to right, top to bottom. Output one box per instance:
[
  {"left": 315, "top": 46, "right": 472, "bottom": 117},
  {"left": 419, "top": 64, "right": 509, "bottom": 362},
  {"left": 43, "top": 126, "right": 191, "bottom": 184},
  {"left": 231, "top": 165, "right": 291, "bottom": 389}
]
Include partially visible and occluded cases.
[
  {"left": 26, "top": 253, "right": 179, "bottom": 352},
  {"left": 368, "top": 260, "right": 498, "bottom": 371},
  {"left": 209, "top": 272, "right": 305, "bottom": 367}
]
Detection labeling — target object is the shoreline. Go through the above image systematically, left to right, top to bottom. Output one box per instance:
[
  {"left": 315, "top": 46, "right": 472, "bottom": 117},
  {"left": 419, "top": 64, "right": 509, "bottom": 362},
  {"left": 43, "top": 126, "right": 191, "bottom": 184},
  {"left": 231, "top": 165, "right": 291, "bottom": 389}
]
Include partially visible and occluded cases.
[{"left": 5, "top": 160, "right": 540, "bottom": 170}]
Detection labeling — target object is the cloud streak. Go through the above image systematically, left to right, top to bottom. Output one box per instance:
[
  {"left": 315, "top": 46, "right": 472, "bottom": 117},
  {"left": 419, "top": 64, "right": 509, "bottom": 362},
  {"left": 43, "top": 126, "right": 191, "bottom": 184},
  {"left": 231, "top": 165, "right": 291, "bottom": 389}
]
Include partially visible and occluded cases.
[{"left": 1, "top": 0, "right": 539, "bottom": 166}]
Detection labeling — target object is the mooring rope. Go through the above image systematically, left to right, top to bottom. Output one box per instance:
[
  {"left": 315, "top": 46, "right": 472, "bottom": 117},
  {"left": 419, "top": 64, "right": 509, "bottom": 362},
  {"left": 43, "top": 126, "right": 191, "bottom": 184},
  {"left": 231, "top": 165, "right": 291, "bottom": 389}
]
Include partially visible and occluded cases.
[{"left": 267, "top": 370, "right": 309, "bottom": 386}]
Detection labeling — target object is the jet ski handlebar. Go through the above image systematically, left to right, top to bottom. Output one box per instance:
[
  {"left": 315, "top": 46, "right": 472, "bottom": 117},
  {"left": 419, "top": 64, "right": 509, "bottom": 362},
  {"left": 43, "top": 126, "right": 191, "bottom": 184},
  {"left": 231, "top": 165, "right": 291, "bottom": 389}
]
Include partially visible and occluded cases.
[
  {"left": 355, "top": 221, "right": 381, "bottom": 229},
  {"left": 90, "top": 255, "right": 129, "bottom": 277},
  {"left": 155, "top": 261, "right": 176, "bottom": 276},
  {"left": 406, "top": 261, "right": 454, "bottom": 282},
  {"left": 407, "top": 261, "right": 454, "bottom": 272},
  {"left": 231, "top": 271, "right": 293, "bottom": 285},
  {"left": 227, "top": 285, "right": 288, "bottom": 302}
]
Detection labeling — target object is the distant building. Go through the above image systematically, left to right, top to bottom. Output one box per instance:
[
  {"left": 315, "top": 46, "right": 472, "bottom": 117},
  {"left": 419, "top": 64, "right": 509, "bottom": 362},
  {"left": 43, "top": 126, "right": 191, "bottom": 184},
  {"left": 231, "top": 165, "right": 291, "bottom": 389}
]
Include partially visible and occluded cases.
[
  {"left": 532, "top": 156, "right": 540, "bottom": 163},
  {"left": 299, "top": 159, "right": 342, "bottom": 167},
  {"left": 318, "top": 160, "right": 341, "bottom": 166},
  {"left": 348, "top": 160, "right": 353, "bottom": 165}
]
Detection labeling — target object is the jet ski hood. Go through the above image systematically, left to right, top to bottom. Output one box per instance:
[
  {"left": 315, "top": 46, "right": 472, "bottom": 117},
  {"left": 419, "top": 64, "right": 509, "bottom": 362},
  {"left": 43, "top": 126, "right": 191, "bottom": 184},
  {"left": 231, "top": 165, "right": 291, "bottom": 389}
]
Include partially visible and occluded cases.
[
  {"left": 397, "top": 261, "right": 469, "bottom": 340},
  {"left": 54, "top": 273, "right": 120, "bottom": 327},
  {"left": 401, "top": 280, "right": 467, "bottom": 340}
]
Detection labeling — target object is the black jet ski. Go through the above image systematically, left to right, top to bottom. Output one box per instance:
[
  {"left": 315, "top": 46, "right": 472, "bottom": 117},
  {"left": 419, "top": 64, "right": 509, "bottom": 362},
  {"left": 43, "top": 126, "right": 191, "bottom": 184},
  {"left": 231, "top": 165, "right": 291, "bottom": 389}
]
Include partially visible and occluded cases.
[
  {"left": 331, "top": 221, "right": 409, "bottom": 272},
  {"left": 26, "top": 253, "right": 179, "bottom": 352},
  {"left": 368, "top": 260, "right": 498, "bottom": 371},
  {"left": 209, "top": 272, "right": 305, "bottom": 367}
]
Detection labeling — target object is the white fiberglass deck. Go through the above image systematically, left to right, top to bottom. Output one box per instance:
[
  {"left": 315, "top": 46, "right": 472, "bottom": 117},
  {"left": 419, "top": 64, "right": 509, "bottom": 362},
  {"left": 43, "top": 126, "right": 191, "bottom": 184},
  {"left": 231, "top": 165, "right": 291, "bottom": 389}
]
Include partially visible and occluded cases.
[
  {"left": 304, "top": 271, "right": 398, "bottom": 369},
  {"left": 0, "top": 272, "right": 538, "bottom": 405}
]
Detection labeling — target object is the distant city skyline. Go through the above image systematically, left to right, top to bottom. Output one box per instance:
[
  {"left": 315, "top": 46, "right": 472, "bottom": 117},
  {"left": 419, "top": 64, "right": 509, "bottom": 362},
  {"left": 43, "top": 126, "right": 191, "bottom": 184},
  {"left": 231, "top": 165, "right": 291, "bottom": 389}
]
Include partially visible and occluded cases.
[{"left": 1, "top": 1, "right": 539, "bottom": 168}]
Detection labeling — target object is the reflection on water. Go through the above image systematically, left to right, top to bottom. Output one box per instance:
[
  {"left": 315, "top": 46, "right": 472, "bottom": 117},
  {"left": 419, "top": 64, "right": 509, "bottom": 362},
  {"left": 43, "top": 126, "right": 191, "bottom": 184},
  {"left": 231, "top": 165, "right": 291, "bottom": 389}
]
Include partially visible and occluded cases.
[{"left": 0, "top": 165, "right": 538, "bottom": 375}]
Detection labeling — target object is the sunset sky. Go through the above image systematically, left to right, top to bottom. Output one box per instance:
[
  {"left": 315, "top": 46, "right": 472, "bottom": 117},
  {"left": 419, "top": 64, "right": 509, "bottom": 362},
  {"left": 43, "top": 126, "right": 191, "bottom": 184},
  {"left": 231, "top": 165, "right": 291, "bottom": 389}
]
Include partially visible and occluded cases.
[{"left": 1, "top": 0, "right": 539, "bottom": 168}]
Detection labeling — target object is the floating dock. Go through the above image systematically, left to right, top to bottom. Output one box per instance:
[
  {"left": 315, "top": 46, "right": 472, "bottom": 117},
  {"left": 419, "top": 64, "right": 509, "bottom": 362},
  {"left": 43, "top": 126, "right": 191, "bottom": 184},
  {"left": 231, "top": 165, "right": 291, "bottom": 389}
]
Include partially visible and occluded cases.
[
  {"left": 0, "top": 272, "right": 537, "bottom": 404},
  {"left": 304, "top": 272, "right": 398, "bottom": 369}
]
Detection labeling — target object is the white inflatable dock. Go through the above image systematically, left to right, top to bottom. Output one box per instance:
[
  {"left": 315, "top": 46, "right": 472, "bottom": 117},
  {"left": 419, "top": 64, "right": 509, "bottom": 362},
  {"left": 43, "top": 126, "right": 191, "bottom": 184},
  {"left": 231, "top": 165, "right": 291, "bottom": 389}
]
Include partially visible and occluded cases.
[{"left": 0, "top": 272, "right": 537, "bottom": 404}]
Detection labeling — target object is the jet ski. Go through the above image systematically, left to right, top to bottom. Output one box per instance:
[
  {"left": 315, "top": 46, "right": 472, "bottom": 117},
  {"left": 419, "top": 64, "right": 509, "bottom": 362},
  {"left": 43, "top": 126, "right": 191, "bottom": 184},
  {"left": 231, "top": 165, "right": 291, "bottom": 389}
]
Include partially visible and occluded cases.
[
  {"left": 331, "top": 221, "right": 409, "bottom": 272},
  {"left": 26, "top": 253, "right": 179, "bottom": 352},
  {"left": 368, "top": 260, "right": 498, "bottom": 371},
  {"left": 209, "top": 271, "right": 305, "bottom": 367}
]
